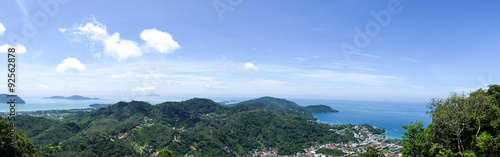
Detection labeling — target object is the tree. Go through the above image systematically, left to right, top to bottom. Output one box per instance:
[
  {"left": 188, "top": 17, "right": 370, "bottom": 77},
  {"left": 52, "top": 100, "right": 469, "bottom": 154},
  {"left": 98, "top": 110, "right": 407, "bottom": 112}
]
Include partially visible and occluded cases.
[
  {"left": 487, "top": 84, "right": 500, "bottom": 105},
  {"left": 402, "top": 85, "right": 500, "bottom": 157},
  {"left": 0, "top": 116, "right": 39, "bottom": 157},
  {"left": 401, "top": 121, "right": 433, "bottom": 157},
  {"left": 475, "top": 132, "right": 494, "bottom": 157},
  {"left": 363, "top": 147, "right": 382, "bottom": 157},
  {"left": 158, "top": 148, "right": 174, "bottom": 157}
]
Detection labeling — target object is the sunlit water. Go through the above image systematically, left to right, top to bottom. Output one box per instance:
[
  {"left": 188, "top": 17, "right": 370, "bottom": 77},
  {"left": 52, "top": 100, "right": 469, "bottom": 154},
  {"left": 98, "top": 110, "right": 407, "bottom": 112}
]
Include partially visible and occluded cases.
[{"left": 291, "top": 99, "right": 432, "bottom": 139}]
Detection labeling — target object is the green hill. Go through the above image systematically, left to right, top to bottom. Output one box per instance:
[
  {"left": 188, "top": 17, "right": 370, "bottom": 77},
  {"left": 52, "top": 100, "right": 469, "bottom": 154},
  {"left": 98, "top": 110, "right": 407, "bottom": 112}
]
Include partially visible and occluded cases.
[
  {"left": 234, "top": 96, "right": 339, "bottom": 119},
  {"left": 15, "top": 98, "right": 354, "bottom": 156},
  {"left": 303, "top": 104, "right": 339, "bottom": 113},
  {"left": 15, "top": 115, "right": 81, "bottom": 146},
  {"left": 0, "top": 116, "right": 38, "bottom": 156}
]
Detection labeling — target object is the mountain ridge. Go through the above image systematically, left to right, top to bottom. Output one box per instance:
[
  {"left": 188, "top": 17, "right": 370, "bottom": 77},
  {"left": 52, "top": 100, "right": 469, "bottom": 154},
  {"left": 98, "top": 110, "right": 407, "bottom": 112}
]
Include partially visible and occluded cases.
[{"left": 15, "top": 97, "right": 359, "bottom": 156}]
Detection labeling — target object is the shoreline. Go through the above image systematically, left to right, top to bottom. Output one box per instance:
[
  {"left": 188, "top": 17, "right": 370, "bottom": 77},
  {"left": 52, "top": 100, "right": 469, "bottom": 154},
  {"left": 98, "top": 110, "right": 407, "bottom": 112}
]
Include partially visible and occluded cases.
[{"left": 314, "top": 118, "right": 402, "bottom": 140}]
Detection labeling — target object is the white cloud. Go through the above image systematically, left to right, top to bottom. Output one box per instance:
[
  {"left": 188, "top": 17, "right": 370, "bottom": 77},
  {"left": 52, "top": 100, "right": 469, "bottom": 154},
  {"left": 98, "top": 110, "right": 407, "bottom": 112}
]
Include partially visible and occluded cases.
[
  {"left": 61, "top": 17, "right": 180, "bottom": 60},
  {"left": 63, "top": 18, "right": 141, "bottom": 60},
  {"left": 0, "top": 22, "right": 5, "bottom": 36},
  {"left": 58, "top": 28, "right": 66, "bottom": 33},
  {"left": 140, "top": 29, "right": 181, "bottom": 53},
  {"left": 103, "top": 33, "right": 142, "bottom": 60},
  {"left": 0, "top": 44, "right": 27, "bottom": 54},
  {"left": 56, "top": 58, "right": 87, "bottom": 73},
  {"left": 244, "top": 62, "right": 259, "bottom": 71},
  {"left": 297, "top": 70, "right": 401, "bottom": 85},
  {"left": 37, "top": 84, "right": 55, "bottom": 89},
  {"left": 134, "top": 86, "right": 156, "bottom": 92}
]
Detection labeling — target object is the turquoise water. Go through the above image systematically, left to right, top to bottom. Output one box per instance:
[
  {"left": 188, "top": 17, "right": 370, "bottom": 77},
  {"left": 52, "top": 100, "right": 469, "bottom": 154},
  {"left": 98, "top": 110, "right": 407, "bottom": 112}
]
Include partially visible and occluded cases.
[{"left": 291, "top": 99, "right": 432, "bottom": 139}]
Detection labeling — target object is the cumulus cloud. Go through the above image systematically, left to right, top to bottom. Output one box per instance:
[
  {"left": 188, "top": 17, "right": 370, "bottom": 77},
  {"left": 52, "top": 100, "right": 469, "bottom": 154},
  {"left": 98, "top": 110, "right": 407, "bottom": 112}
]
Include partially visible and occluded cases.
[
  {"left": 60, "top": 17, "right": 180, "bottom": 60},
  {"left": 0, "top": 22, "right": 5, "bottom": 36},
  {"left": 140, "top": 29, "right": 181, "bottom": 53},
  {"left": 0, "top": 44, "right": 27, "bottom": 54},
  {"left": 56, "top": 58, "right": 86, "bottom": 73},
  {"left": 244, "top": 62, "right": 259, "bottom": 71},
  {"left": 134, "top": 86, "right": 156, "bottom": 92}
]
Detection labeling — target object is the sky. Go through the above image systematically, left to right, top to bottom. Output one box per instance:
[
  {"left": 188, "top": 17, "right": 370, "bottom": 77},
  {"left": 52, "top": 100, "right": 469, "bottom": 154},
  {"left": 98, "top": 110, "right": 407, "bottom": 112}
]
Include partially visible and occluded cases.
[{"left": 0, "top": 0, "right": 499, "bottom": 102}]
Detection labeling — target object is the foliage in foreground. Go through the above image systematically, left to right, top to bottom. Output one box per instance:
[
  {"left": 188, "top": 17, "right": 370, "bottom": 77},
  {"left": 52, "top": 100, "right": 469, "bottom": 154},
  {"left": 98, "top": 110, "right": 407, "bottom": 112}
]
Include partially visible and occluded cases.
[
  {"left": 402, "top": 84, "right": 500, "bottom": 157},
  {"left": 0, "top": 116, "right": 39, "bottom": 157}
]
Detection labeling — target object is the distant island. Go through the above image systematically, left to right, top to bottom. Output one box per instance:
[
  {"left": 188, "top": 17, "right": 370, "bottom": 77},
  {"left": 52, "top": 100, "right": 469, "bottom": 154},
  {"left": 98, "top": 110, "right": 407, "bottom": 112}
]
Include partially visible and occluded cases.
[
  {"left": 0, "top": 94, "right": 26, "bottom": 104},
  {"left": 45, "top": 95, "right": 100, "bottom": 100},
  {"left": 217, "top": 100, "right": 238, "bottom": 105}
]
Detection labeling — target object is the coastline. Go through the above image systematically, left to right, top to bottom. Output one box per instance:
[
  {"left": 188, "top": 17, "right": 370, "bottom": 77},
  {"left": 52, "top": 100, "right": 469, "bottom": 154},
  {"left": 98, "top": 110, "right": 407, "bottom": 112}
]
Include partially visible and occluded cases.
[{"left": 314, "top": 116, "right": 402, "bottom": 140}]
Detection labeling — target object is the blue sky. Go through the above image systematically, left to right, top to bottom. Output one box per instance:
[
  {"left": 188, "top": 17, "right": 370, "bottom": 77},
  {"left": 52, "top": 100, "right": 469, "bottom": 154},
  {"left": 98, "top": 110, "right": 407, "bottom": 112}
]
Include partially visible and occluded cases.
[{"left": 0, "top": 0, "right": 499, "bottom": 102}]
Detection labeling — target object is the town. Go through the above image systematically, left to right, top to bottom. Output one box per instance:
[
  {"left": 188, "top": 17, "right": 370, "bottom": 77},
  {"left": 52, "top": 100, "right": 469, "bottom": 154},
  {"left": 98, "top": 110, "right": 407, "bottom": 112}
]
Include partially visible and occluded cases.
[{"left": 251, "top": 124, "right": 402, "bottom": 157}]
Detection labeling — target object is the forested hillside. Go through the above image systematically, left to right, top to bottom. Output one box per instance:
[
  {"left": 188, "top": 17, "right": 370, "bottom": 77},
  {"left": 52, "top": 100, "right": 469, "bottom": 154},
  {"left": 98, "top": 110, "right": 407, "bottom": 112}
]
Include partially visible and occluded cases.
[
  {"left": 235, "top": 96, "right": 338, "bottom": 120},
  {"left": 12, "top": 98, "right": 358, "bottom": 156},
  {"left": 0, "top": 116, "right": 38, "bottom": 156}
]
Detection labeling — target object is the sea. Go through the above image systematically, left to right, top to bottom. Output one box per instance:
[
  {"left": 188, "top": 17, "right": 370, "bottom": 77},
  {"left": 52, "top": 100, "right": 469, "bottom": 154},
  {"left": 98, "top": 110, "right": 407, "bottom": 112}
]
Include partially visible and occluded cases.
[
  {"left": 1, "top": 96, "right": 432, "bottom": 139},
  {"left": 290, "top": 99, "right": 433, "bottom": 139}
]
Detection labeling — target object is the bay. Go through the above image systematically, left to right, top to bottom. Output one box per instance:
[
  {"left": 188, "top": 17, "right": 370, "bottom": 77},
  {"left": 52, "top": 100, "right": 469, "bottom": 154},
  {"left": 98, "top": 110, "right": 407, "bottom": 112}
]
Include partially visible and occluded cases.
[{"left": 291, "top": 99, "right": 433, "bottom": 139}]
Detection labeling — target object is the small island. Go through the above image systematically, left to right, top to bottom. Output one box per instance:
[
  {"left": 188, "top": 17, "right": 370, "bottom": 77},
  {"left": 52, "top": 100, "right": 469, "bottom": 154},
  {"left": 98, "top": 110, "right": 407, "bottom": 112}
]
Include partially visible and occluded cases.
[
  {"left": 0, "top": 94, "right": 26, "bottom": 104},
  {"left": 45, "top": 95, "right": 100, "bottom": 100}
]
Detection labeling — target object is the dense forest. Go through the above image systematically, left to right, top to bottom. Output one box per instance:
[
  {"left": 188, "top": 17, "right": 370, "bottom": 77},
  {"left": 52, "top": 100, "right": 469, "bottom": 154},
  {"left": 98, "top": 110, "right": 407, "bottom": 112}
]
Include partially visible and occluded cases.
[
  {"left": 402, "top": 84, "right": 500, "bottom": 156},
  {"left": 2, "top": 96, "right": 366, "bottom": 156},
  {"left": 232, "top": 96, "right": 338, "bottom": 120},
  {"left": 303, "top": 104, "right": 339, "bottom": 113},
  {"left": 0, "top": 116, "right": 38, "bottom": 156}
]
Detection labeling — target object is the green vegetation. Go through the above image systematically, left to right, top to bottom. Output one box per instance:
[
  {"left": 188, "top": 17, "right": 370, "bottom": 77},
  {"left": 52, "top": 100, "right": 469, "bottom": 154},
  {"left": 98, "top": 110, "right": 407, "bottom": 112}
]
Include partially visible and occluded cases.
[
  {"left": 402, "top": 84, "right": 500, "bottom": 156},
  {"left": 234, "top": 96, "right": 339, "bottom": 120},
  {"left": 13, "top": 98, "right": 357, "bottom": 156},
  {"left": 89, "top": 103, "right": 112, "bottom": 108},
  {"left": 303, "top": 104, "right": 339, "bottom": 113},
  {"left": 15, "top": 115, "right": 80, "bottom": 146},
  {"left": 0, "top": 116, "right": 38, "bottom": 157},
  {"left": 361, "top": 124, "right": 386, "bottom": 134},
  {"left": 316, "top": 147, "right": 345, "bottom": 156},
  {"left": 363, "top": 147, "right": 382, "bottom": 157},
  {"left": 158, "top": 148, "right": 174, "bottom": 157}
]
